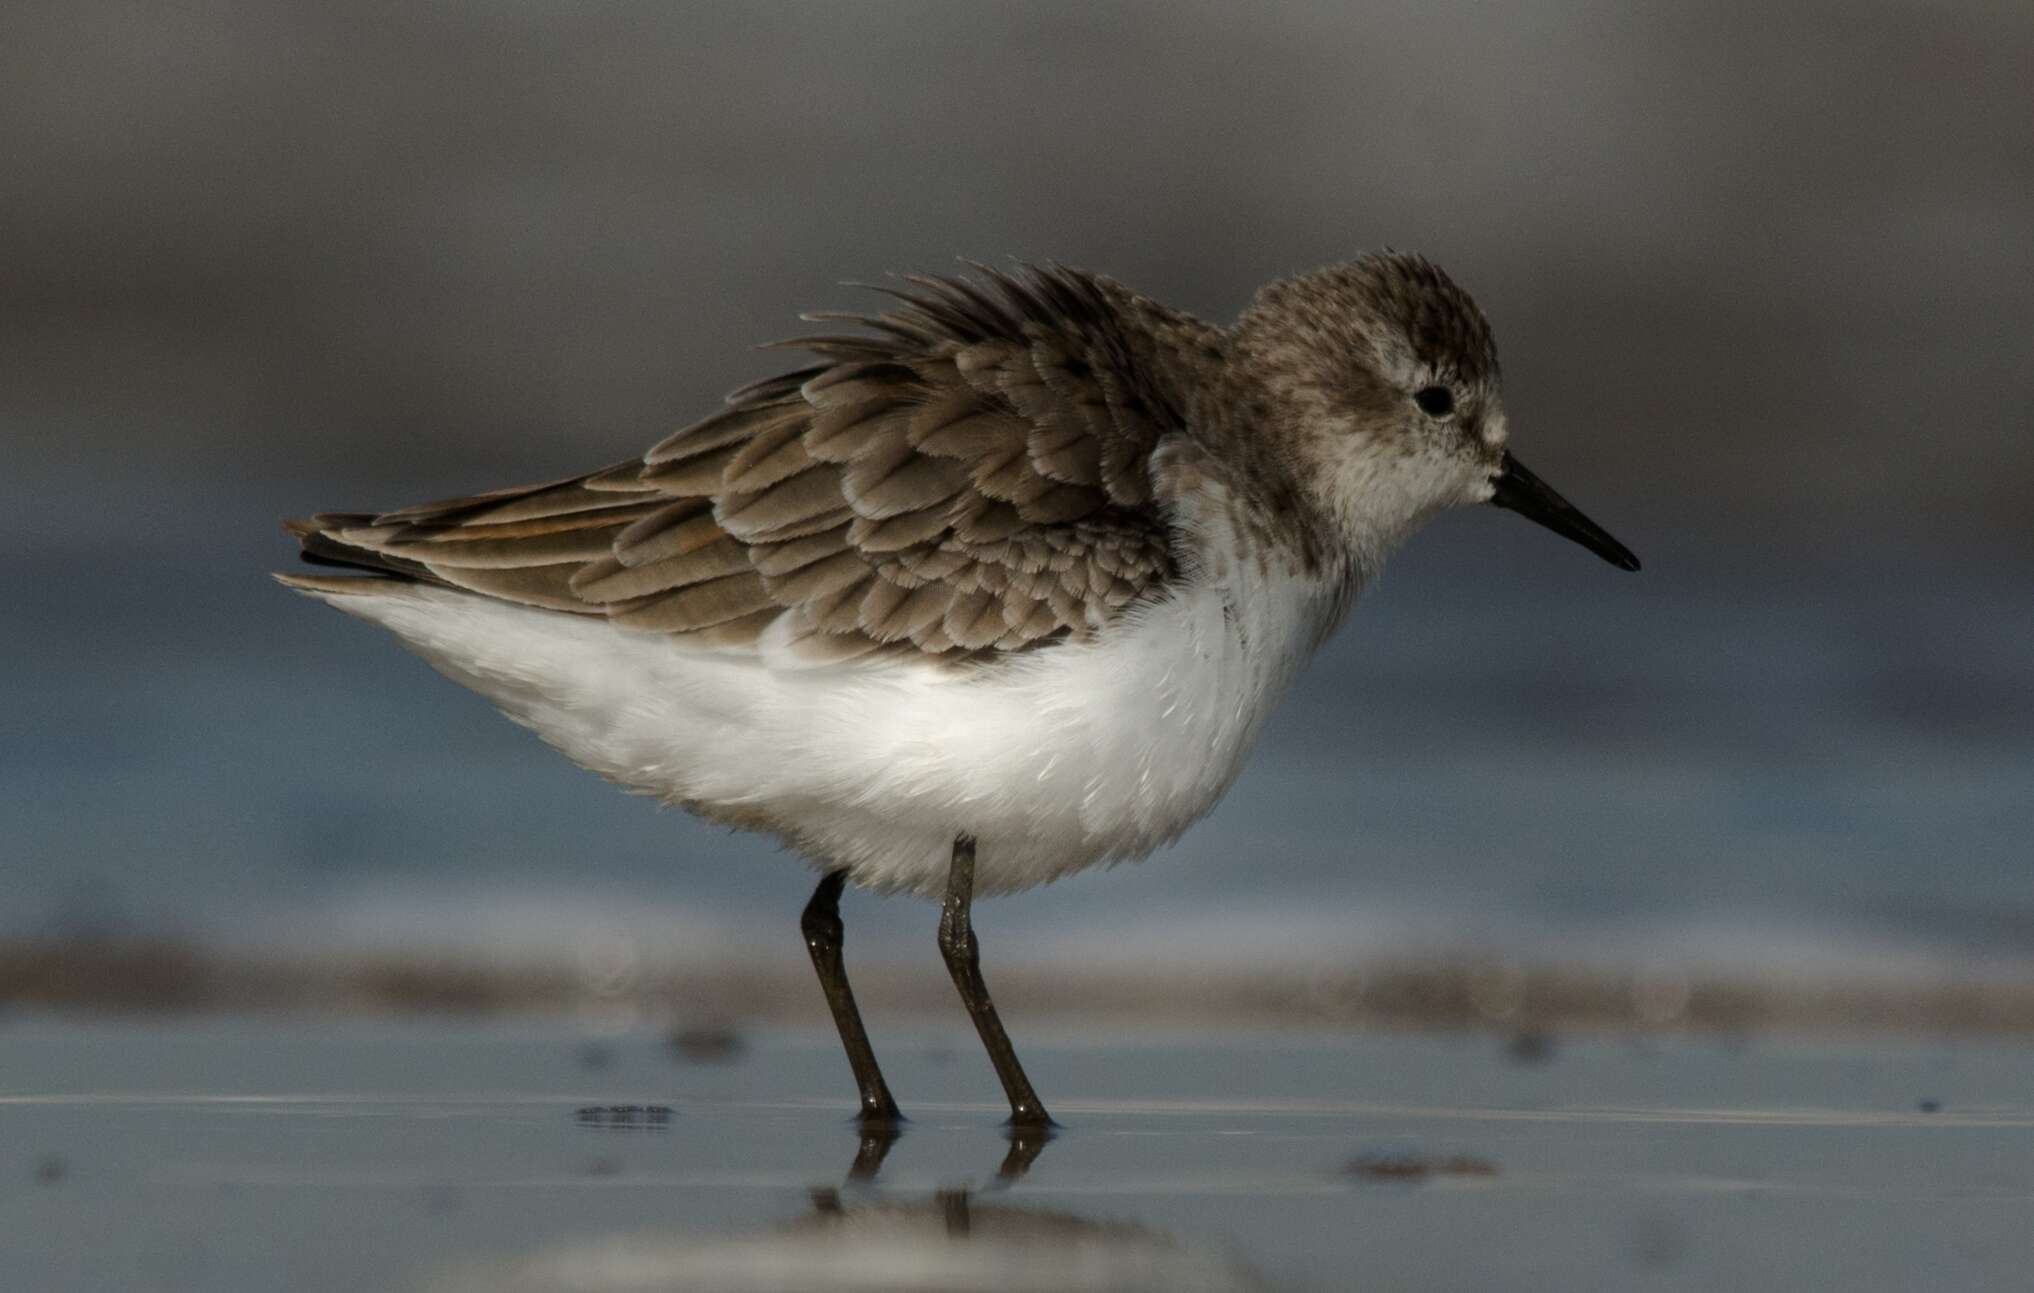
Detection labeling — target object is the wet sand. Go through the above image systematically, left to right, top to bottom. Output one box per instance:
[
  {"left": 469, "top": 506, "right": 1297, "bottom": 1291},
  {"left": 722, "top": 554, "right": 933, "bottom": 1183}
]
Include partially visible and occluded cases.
[
  {"left": 11, "top": 938, "right": 2034, "bottom": 1036},
  {"left": 3, "top": 1017, "right": 2031, "bottom": 1290}
]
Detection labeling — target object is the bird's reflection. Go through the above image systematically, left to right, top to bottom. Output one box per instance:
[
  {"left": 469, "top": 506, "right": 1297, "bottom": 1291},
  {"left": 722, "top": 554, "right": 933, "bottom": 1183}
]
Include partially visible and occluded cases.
[
  {"left": 846, "top": 1120, "right": 1051, "bottom": 1185},
  {"left": 846, "top": 1122, "right": 897, "bottom": 1183},
  {"left": 429, "top": 1125, "right": 1265, "bottom": 1292},
  {"left": 428, "top": 1192, "right": 1265, "bottom": 1293}
]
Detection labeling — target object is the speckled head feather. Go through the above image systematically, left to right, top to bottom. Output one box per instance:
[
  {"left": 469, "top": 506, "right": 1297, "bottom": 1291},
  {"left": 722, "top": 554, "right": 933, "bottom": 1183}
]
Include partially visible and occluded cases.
[
  {"left": 1203, "top": 252, "right": 1512, "bottom": 575},
  {"left": 1234, "top": 253, "right": 1498, "bottom": 390}
]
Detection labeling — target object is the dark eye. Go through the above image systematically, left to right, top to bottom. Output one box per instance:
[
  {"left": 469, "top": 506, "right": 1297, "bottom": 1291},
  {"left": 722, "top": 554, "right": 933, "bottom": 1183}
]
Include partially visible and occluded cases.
[{"left": 1414, "top": 385, "right": 1455, "bottom": 418}]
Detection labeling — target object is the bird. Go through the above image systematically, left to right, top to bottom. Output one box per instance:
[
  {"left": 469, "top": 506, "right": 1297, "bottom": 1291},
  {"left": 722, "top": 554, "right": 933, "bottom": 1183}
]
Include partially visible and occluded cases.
[{"left": 277, "top": 252, "right": 1638, "bottom": 1131}]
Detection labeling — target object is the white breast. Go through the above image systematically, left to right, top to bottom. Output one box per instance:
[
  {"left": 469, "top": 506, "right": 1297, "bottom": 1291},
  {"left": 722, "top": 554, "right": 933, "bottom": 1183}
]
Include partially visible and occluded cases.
[{"left": 301, "top": 486, "right": 1353, "bottom": 898}]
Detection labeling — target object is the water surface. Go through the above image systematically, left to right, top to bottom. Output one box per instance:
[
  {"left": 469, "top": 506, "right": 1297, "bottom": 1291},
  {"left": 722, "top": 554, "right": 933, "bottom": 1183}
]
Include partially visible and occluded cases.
[{"left": 4, "top": 1017, "right": 2030, "bottom": 1290}]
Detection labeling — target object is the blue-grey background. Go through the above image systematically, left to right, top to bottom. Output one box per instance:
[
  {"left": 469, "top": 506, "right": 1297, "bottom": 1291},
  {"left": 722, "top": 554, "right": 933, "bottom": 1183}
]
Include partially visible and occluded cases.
[{"left": 6, "top": 0, "right": 2031, "bottom": 980}]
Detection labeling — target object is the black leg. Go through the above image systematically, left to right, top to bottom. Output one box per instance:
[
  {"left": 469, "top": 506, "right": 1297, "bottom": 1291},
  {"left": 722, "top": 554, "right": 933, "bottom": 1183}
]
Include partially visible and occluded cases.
[
  {"left": 937, "top": 834, "right": 1056, "bottom": 1129},
  {"left": 802, "top": 869, "right": 902, "bottom": 1126}
]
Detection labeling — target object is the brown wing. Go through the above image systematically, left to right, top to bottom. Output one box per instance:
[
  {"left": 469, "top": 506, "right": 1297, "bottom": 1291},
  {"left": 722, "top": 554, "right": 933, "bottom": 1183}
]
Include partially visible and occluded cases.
[{"left": 287, "top": 265, "right": 1200, "bottom": 661}]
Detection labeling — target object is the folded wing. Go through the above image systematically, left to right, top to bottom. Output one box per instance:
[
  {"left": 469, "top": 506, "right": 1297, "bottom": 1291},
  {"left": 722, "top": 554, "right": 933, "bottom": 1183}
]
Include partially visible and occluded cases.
[{"left": 287, "top": 265, "right": 1203, "bottom": 662}]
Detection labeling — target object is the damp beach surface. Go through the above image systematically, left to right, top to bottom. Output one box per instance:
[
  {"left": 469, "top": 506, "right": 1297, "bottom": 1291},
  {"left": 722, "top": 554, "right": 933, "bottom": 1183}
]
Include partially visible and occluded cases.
[{"left": 4, "top": 1017, "right": 2032, "bottom": 1291}]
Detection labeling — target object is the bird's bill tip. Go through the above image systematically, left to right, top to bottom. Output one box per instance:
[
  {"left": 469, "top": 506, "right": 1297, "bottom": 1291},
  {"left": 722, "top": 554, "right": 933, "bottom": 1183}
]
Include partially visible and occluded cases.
[{"left": 1488, "top": 452, "right": 1641, "bottom": 572}]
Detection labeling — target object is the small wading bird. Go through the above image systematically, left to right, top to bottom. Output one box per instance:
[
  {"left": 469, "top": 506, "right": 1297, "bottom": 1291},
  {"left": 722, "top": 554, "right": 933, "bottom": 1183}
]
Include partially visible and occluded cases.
[{"left": 280, "top": 253, "right": 1637, "bottom": 1132}]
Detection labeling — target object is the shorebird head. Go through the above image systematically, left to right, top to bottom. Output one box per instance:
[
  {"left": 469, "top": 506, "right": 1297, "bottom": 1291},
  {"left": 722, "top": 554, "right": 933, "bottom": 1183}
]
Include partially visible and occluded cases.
[{"left": 1229, "top": 252, "right": 1639, "bottom": 572}]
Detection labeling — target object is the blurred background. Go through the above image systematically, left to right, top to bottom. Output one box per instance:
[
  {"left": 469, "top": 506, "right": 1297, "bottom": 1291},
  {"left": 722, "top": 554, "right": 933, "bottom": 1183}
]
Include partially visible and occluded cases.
[{"left": 5, "top": 0, "right": 2031, "bottom": 1014}]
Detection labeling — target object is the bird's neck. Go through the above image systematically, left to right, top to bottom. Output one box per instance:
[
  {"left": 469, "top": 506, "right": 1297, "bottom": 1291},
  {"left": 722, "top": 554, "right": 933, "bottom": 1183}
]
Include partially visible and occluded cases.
[
  {"left": 1182, "top": 351, "right": 1449, "bottom": 596},
  {"left": 1154, "top": 433, "right": 1366, "bottom": 666}
]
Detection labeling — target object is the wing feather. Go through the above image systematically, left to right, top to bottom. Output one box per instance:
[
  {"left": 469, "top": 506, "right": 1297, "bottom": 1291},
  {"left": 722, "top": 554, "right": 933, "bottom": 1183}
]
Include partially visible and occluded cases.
[{"left": 284, "top": 264, "right": 1209, "bottom": 659}]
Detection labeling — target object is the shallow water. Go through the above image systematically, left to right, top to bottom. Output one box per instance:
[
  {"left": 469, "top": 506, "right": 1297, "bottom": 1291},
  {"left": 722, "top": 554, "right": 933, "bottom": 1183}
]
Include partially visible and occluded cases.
[{"left": 4, "top": 1016, "right": 2031, "bottom": 1290}]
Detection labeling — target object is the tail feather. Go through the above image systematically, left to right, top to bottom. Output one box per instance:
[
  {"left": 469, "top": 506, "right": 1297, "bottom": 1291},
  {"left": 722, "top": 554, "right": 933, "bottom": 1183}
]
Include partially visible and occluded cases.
[
  {"left": 280, "top": 515, "right": 446, "bottom": 586},
  {"left": 272, "top": 571, "right": 425, "bottom": 598}
]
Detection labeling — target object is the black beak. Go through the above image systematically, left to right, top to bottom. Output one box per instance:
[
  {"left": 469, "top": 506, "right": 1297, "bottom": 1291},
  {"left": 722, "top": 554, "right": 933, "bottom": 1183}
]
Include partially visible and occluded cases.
[{"left": 1488, "top": 452, "right": 1641, "bottom": 572}]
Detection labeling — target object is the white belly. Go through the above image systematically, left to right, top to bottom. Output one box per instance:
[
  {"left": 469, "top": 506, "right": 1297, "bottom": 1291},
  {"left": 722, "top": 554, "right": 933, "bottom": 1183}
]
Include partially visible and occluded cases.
[{"left": 302, "top": 556, "right": 1343, "bottom": 898}]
